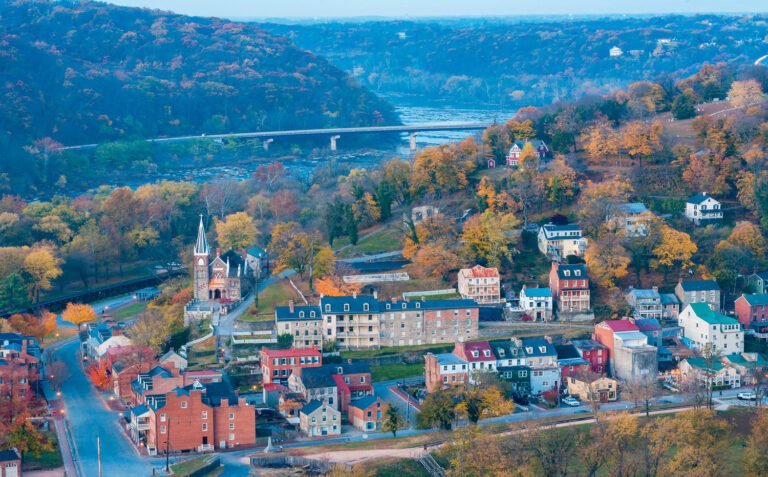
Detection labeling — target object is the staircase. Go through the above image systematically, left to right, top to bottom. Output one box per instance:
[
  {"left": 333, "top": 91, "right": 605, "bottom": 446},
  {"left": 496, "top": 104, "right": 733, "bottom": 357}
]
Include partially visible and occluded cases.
[{"left": 418, "top": 454, "right": 448, "bottom": 477}]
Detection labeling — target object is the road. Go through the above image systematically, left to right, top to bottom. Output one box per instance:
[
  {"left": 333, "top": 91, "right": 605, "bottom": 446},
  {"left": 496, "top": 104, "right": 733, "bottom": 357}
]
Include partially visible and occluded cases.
[
  {"left": 756, "top": 54, "right": 768, "bottom": 66},
  {"left": 373, "top": 377, "right": 423, "bottom": 426}
]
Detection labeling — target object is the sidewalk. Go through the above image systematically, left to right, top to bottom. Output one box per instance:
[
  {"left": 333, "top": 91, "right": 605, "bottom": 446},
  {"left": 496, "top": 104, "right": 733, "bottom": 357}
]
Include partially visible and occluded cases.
[{"left": 52, "top": 418, "right": 78, "bottom": 477}]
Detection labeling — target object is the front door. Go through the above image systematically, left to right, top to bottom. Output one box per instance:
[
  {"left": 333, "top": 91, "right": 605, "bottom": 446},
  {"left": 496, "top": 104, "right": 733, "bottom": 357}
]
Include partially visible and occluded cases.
[{"left": 202, "top": 436, "right": 208, "bottom": 445}]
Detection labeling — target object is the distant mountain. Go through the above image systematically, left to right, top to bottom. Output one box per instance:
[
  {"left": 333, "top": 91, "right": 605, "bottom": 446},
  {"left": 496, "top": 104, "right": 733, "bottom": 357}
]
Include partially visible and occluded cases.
[
  {"left": 0, "top": 1, "right": 397, "bottom": 193},
  {"left": 261, "top": 15, "right": 768, "bottom": 106}
]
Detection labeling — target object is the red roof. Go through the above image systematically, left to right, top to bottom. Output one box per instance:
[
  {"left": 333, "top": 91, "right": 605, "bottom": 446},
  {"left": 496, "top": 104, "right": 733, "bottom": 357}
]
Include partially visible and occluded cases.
[
  {"left": 461, "top": 265, "right": 500, "bottom": 279},
  {"left": 599, "top": 320, "right": 639, "bottom": 332},
  {"left": 457, "top": 341, "right": 494, "bottom": 362},
  {"left": 261, "top": 347, "right": 322, "bottom": 358},
  {"left": 263, "top": 383, "right": 286, "bottom": 392}
]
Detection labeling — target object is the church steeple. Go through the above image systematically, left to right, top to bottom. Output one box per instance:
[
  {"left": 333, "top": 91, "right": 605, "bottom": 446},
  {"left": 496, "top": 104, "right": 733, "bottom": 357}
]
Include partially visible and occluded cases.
[{"left": 194, "top": 215, "right": 209, "bottom": 256}]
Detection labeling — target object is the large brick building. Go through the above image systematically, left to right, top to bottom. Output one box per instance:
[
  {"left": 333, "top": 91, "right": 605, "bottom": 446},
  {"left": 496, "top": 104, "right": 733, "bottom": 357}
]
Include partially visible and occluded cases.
[
  {"left": 548, "top": 263, "right": 590, "bottom": 313},
  {"left": 735, "top": 293, "right": 768, "bottom": 336},
  {"left": 0, "top": 333, "right": 41, "bottom": 406},
  {"left": 260, "top": 347, "right": 322, "bottom": 384},
  {"left": 424, "top": 353, "right": 468, "bottom": 393},
  {"left": 132, "top": 381, "right": 255, "bottom": 455}
]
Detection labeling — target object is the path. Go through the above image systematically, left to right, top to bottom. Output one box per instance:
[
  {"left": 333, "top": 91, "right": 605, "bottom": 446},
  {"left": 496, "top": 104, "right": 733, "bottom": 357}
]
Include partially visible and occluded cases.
[
  {"left": 334, "top": 224, "right": 387, "bottom": 254},
  {"left": 336, "top": 250, "right": 403, "bottom": 263},
  {"left": 302, "top": 448, "right": 426, "bottom": 465}
]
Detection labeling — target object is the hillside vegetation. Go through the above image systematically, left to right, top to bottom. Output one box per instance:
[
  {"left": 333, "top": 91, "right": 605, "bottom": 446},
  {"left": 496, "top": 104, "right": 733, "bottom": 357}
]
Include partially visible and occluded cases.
[{"left": 0, "top": 1, "right": 397, "bottom": 194}]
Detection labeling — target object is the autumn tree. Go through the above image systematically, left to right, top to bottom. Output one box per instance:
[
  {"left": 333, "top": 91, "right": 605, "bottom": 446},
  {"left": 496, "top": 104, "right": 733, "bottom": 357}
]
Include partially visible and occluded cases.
[
  {"left": 729, "top": 79, "right": 764, "bottom": 109},
  {"left": 579, "top": 118, "right": 620, "bottom": 164},
  {"left": 622, "top": 120, "right": 664, "bottom": 165},
  {"left": 411, "top": 145, "right": 474, "bottom": 197},
  {"left": 544, "top": 158, "right": 578, "bottom": 207},
  {"left": 252, "top": 161, "right": 286, "bottom": 191},
  {"left": 576, "top": 176, "right": 633, "bottom": 237},
  {"left": 461, "top": 210, "right": 519, "bottom": 268},
  {"left": 215, "top": 211, "right": 257, "bottom": 250},
  {"left": 271, "top": 224, "right": 334, "bottom": 289},
  {"left": 652, "top": 225, "right": 698, "bottom": 280},
  {"left": 585, "top": 233, "right": 631, "bottom": 288},
  {"left": 409, "top": 245, "right": 462, "bottom": 281},
  {"left": 23, "top": 247, "right": 62, "bottom": 302},
  {"left": 61, "top": 302, "right": 97, "bottom": 326},
  {"left": 129, "top": 309, "right": 170, "bottom": 353},
  {"left": 86, "top": 361, "right": 111, "bottom": 390},
  {"left": 455, "top": 385, "right": 514, "bottom": 424},
  {"left": 416, "top": 390, "right": 456, "bottom": 430},
  {"left": 382, "top": 405, "right": 404, "bottom": 437},
  {"left": 662, "top": 410, "right": 729, "bottom": 477},
  {"left": 744, "top": 411, "right": 768, "bottom": 477},
  {"left": 2, "top": 420, "right": 53, "bottom": 461},
  {"left": 446, "top": 426, "right": 510, "bottom": 477}
]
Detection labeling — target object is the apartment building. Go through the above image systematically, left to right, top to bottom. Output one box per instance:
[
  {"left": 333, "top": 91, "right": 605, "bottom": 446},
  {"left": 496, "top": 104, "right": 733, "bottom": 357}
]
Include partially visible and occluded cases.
[{"left": 457, "top": 265, "right": 501, "bottom": 304}]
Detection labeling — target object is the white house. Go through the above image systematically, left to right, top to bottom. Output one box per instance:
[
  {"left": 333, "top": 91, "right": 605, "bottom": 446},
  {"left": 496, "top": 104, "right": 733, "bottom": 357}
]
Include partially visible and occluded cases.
[
  {"left": 609, "top": 46, "right": 624, "bottom": 57},
  {"left": 506, "top": 139, "right": 549, "bottom": 167},
  {"left": 685, "top": 193, "right": 723, "bottom": 225},
  {"left": 537, "top": 224, "right": 588, "bottom": 260},
  {"left": 457, "top": 265, "right": 501, "bottom": 304},
  {"left": 520, "top": 287, "right": 553, "bottom": 321},
  {"left": 678, "top": 303, "right": 744, "bottom": 353},
  {"left": 522, "top": 338, "right": 560, "bottom": 395},
  {"left": 679, "top": 358, "right": 741, "bottom": 389}
]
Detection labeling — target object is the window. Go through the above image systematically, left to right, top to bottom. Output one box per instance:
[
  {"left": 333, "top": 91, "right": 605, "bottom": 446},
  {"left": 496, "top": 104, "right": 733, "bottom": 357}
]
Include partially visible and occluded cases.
[
  {"left": 416, "top": 302, "right": 421, "bottom": 309},
  {"left": 363, "top": 303, "right": 369, "bottom": 311},
  {"left": 325, "top": 304, "right": 330, "bottom": 312},
  {"left": 299, "top": 311, "right": 304, "bottom": 318},
  {"left": 181, "top": 401, "right": 187, "bottom": 408},
  {"left": 202, "top": 411, "right": 208, "bottom": 420},
  {"left": 229, "top": 413, "right": 235, "bottom": 420},
  {"left": 160, "top": 414, "right": 166, "bottom": 422},
  {"left": 202, "top": 423, "right": 208, "bottom": 431},
  {"left": 229, "top": 423, "right": 235, "bottom": 430},
  {"left": 160, "top": 425, "right": 166, "bottom": 434},
  {"left": 229, "top": 433, "right": 235, "bottom": 441}
]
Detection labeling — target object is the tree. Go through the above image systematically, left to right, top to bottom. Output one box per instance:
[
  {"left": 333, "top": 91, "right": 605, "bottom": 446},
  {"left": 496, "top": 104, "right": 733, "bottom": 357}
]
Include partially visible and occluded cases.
[
  {"left": 729, "top": 80, "right": 764, "bottom": 109},
  {"left": 671, "top": 93, "right": 697, "bottom": 120},
  {"left": 579, "top": 118, "right": 620, "bottom": 164},
  {"left": 621, "top": 120, "right": 664, "bottom": 165},
  {"left": 411, "top": 145, "right": 473, "bottom": 197},
  {"left": 253, "top": 162, "right": 286, "bottom": 191},
  {"left": 576, "top": 177, "right": 633, "bottom": 237},
  {"left": 461, "top": 210, "right": 520, "bottom": 268},
  {"left": 215, "top": 212, "right": 257, "bottom": 251},
  {"left": 652, "top": 225, "right": 698, "bottom": 279},
  {"left": 584, "top": 233, "right": 631, "bottom": 288},
  {"left": 410, "top": 245, "right": 461, "bottom": 280},
  {"left": 23, "top": 247, "right": 62, "bottom": 302},
  {"left": 0, "top": 272, "right": 29, "bottom": 311},
  {"left": 61, "top": 302, "right": 97, "bottom": 326},
  {"left": 130, "top": 309, "right": 170, "bottom": 353},
  {"left": 277, "top": 333, "right": 294, "bottom": 349},
  {"left": 86, "top": 362, "right": 111, "bottom": 390},
  {"left": 623, "top": 376, "right": 659, "bottom": 417},
  {"left": 456, "top": 385, "right": 514, "bottom": 424},
  {"left": 416, "top": 390, "right": 456, "bottom": 430},
  {"left": 382, "top": 405, "right": 404, "bottom": 437},
  {"left": 662, "top": 410, "right": 729, "bottom": 477},
  {"left": 744, "top": 410, "right": 768, "bottom": 476},
  {"left": 3, "top": 420, "right": 52, "bottom": 460},
  {"left": 446, "top": 426, "right": 510, "bottom": 477}
]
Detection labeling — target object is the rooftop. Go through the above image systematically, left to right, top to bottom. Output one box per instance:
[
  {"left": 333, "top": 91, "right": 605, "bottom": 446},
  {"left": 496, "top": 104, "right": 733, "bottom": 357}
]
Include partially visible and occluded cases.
[
  {"left": 687, "top": 193, "right": 717, "bottom": 205},
  {"left": 617, "top": 202, "right": 650, "bottom": 215},
  {"left": 555, "top": 263, "right": 588, "bottom": 280},
  {"left": 460, "top": 265, "right": 500, "bottom": 279},
  {"left": 679, "top": 279, "right": 720, "bottom": 292},
  {"left": 522, "top": 287, "right": 552, "bottom": 298},
  {"left": 629, "top": 288, "right": 661, "bottom": 300},
  {"left": 660, "top": 293, "right": 680, "bottom": 306},
  {"left": 741, "top": 294, "right": 768, "bottom": 307},
  {"left": 688, "top": 303, "right": 739, "bottom": 326},
  {"left": 275, "top": 305, "right": 322, "bottom": 321},
  {"left": 633, "top": 318, "right": 662, "bottom": 332},
  {"left": 598, "top": 320, "right": 639, "bottom": 333},
  {"left": 521, "top": 338, "right": 556, "bottom": 357},
  {"left": 571, "top": 339, "right": 607, "bottom": 351},
  {"left": 554, "top": 344, "right": 581, "bottom": 360},
  {"left": 262, "top": 347, "right": 322, "bottom": 358},
  {"left": 431, "top": 353, "right": 467, "bottom": 366},
  {"left": 684, "top": 357, "right": 724, "bottom": 373},
  {"left": 349, "top": 395, "right": 380, "bottom": 410},
  {"left": 300, "top": 399, "right": 327, "bottom": 415}
]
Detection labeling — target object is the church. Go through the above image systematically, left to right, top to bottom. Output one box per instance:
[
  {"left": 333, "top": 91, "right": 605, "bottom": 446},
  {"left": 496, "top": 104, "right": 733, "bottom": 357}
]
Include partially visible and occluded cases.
[{"left": 192, "top": 217, "right": 250, "bottom": 302}]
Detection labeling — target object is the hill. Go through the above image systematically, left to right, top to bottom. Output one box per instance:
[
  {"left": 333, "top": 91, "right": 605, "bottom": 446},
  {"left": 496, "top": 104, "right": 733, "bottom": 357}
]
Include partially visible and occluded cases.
[
  {"left": 0, "top": 1, "right": 398, "bottom": 193},
  {"left": 262, "top": 15, "right": 768, "bottom": 106}
]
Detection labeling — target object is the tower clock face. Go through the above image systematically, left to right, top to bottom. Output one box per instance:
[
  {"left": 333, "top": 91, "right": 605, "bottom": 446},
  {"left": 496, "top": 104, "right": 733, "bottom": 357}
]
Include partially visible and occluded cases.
[{"left": 198, "top": 258, "right": 205, "bottom": 266}]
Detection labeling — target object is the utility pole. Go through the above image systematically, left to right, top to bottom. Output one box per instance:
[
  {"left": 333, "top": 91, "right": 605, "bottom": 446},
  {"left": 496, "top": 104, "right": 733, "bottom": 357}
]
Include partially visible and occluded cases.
[
  {"left": 165, "top": 419, "right": 171, "bottom": 473},
  {"left": 97, "top": 436, "right": 101, "bottom": 477}
]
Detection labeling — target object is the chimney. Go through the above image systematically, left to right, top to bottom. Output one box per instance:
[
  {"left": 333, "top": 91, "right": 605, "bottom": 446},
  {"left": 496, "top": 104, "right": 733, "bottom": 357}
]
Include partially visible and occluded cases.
[
  {"left": 216, "top": 248, "right": 221, "bottom": 257},
  {"left": 373, "top": 290, "right": 378, "bottom": 300},
  {"left": 353, "top": 292, "right": 357, "bottom": 299},
  {"left": 421, "top": 296, "right": 426, "bottom": 301},
  {"left": 288, "top": 300, "right": 294, "bottom": 313},
  {"left": 544, "top": 335, "right": 553, "bottom": 344},
  {"left": 347, "top": 358, "right": 353, "bottom": 365}
]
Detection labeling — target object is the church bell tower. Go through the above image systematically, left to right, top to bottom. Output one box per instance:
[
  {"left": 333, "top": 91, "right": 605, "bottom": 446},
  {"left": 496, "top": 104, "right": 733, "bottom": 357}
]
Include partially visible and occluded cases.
[{"left": 193, "top": 215, "right": 210, "bottom": 301}]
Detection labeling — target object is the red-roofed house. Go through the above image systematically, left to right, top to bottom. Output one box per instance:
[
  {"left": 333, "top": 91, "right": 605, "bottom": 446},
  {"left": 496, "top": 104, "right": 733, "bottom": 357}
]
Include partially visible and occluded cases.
[
  {"left": 458, "top": 265, "right": 501, "bottom": 304},
  {"left": 594, "top": 319, "right": 641, "bottom": 377},
  {"left": 453, "top": 341, "right": 496, "bottom": 383},
  {"left": 260, "top": 347, "right": 322, "bottom": 384}
]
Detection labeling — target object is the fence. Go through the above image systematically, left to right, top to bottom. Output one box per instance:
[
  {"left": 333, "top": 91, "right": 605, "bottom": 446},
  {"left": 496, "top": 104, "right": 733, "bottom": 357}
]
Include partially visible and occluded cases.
[
  {"left": 402, "top": 288, "right": 457, "bottom": 299},
  {"left": 232, "top": 330, "right": 277, "bottom": 345},
  {"left": 249, "top": 455, "right": 351, "bottom": 473}
]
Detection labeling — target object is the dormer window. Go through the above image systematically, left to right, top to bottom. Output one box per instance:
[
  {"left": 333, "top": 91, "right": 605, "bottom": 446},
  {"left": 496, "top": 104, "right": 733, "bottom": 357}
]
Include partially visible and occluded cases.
[
  {"left": 564, "top": 270, "right": 570, "bottom": 277},
  {"left": 575, "top": 270, "right": 581, "bottom": 276},
  {"left": 416, "top": 302, "right": 421, "bottom": 309},
  {"left": 402, "top": 303, "right": 407, "bottom": 309},
  {"left": 325, "top": 304, "right": 330, "bottom": 312},
  {"left": 344, "top": 304, "right": 350, "bottom": 312},
  {"left": 363, "top": 304, "right": 369, "bottom": 311},
  {"left": 299, "top": 311, "right": 304, "bottom": 318},
  {"left": 310, "top": 311, "right": 316, "bottom": 318},
  {"left": 539, "top": 346, "right": 546, "bottom": 353},
  {"left": 525, "top": 347, "right": 533, "bottom": 354},
  {"left": 498, "top": 349, "right": 505, "bottom": 357},
  {"left": 471, "top": 350, "right": 479, "bottom": 357},
  {"left": 483, "top": 350, "right": 490, "bottom": 357},
  {"left": 337, "top": 367, "right": 343, "bottom": 374}
]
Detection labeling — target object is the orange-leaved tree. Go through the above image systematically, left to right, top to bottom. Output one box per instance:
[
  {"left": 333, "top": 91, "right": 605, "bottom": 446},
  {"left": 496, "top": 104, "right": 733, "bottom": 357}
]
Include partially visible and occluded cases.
[{"left": 62, "top": 302, "right": 97, "bottom": 326}]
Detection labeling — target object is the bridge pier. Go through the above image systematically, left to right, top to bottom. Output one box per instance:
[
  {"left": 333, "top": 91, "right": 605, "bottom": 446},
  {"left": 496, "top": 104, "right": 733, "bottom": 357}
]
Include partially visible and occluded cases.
[
  {"left": 409, "top": 132, "right": 417, "bottom": 152},
  {"left": 330, "top": 135, "right": 341, "bottom": 152},
  {"left": 262, "top": 138, "right": 274, "bottom": 151}
]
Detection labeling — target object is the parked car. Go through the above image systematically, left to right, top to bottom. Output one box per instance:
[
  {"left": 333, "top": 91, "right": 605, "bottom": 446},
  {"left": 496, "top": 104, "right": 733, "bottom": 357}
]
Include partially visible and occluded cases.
[
  {"left": 521, "top": 314, "right": 533, "bottom": 322},
  {"left": 737, "top": 392, "right": 757, "bottom": 401},
  {"left": 562, "top": 396, "right": 581, "bottom": 407}
]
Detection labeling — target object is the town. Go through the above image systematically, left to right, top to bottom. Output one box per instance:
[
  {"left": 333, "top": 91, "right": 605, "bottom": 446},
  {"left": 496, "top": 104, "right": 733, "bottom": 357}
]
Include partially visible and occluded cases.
[{"left": 3, "top": 1, "right": 768, "bottom": 477}]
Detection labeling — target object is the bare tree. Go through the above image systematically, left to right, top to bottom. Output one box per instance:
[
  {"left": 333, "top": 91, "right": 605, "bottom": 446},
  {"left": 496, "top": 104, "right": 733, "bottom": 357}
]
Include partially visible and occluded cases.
[
  {"left": 746, "top": 364, "right": 768, "bottom": 411},
  {"left": 623, "top": 375, "right": 660, "bottom": 417}
]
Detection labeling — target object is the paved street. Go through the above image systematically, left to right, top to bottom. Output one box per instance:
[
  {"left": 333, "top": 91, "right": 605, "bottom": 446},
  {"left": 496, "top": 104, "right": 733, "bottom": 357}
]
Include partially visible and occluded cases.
[
  {"left": 53, "top": 339, "right": 153, "bottom": 477},
  {"left": 373, "top": 377, "right": 423, "bottom": 426}
]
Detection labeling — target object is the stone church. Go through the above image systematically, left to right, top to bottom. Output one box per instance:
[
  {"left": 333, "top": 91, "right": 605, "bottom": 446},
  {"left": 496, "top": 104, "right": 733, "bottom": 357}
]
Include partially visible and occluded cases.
[{"left": 193, "top": 217, "right": 250, "bottom": 302}]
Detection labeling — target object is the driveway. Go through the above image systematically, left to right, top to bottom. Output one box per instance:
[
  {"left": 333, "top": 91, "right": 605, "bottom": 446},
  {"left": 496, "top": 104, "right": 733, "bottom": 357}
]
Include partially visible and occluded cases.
[{"left": 53, "top": 339, "right": 152, "bottom": 477}]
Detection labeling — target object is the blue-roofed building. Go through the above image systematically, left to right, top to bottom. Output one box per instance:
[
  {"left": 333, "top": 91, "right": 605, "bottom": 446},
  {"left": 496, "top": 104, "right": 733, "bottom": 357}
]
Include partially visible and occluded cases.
[
  {"left": 685, "top": 192, "right": 722, "bottom": 225},
  {"left": 537, "top": 223, "right": 588, "bottom": 260},
  {"left": 246, "top": 245, "right": 267, "bottom": 277},
  {"left": 627, "top": 286, "right": 662, "bottom": 320},
  {"left": 520, "top": 287, "right": 553, "bottom": 321},
  {"left": 660, "top": 293, "right": 680, "bottom": 320},
  {"left": 275, "top": 302, "right": 323, "bottom": 349},
  {"left": 521, "top": 338, "right": 561, "bottom": 395},
  {"left": 425, "top": 352, "right": 469, "bottom": 392},
  {"left": 348, "top": 396, "right": 386, "bottom": 431}
]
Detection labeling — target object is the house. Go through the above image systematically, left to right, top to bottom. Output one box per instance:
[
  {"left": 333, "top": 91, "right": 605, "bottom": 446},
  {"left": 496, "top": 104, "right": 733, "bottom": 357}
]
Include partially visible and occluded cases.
[
  {"left": 609, "top": 46, "right": 623, "bottom": 57},
  {"left": 506, "top": 139, "right": 549, "bottom": 167},
  {"left": 685, "top": 193, "right": 723, "bottom": 225},
  {"left": 609, "top": 203, "right": 651, "bottom": 237},
  {"left": 411, "top": 205, "right": 439, "bottom": 225},
  {"left": 537, "top": 224, "right": 588, "bottom": 260},
  {"left": 245, "top": 246, "right": 267, "bottom": 278},
  {"left": 549, "top": 262, "right": 590, "bottom": 313},
  {"left": 457, "top": 265, "right": 501, "bottom": 304},
  {"left": 747, "top": 271, "right": 768, "bottom": 294},
  {"left": 675, "top": 279, "right": 721, "bottom": 311},
  {"left": 520, "top": 287, "right": 553, "bottom": 321},
  {"left": 627, "top": 287, "right": 662, "bottom": 319},
  {"left": 660, "top": 293, "right": 681, "bottom": 320},
  {"left": 734, "top": 294, "right": 768, "bottom": 337},
  {"left": 275, "top": 303, "right": 323, "bottom": 349},
  {"left": 678, "top": 303, "right": 744, "bottom": 353},
  {"left": 631, "top": 318, "right": 663, "bottom": 348},
  {"left": 593, "top": 319, "right": 640, "bottom": 374},
  {"left": 83, "top": 324, "right": 132, "bottom": 363},
  {"left": 612, "top": 331, "right": 658, "bottom": 381},
  {"left": 0, "top": 333, "right": 41, "bottom": 401},
  {"left": 522, "top": 338, "right": 560, "bottom": 395},
  {"left": 489, "top": 339, "right": 530, "bottom": 397},
  {"left": 571, "top": 339, "right": 609, "bottom": 374},
  {"left": 453, "top": 341, "right": 496, "bottom": 382},
  {"left": 555, "top": 344, "right": 590, "bottom": 378},
  {"left": 260, "top": 347, "right": 322, "bottom": 384},
  {"left": 158, "top": 350, "right": 187, "bottom": 372},
  {"left": 424, "top": 353, "right": 468, "bottom": 393},
  {"left": 722, "top": 353, "right": 768, "bottom": 383},
  {"left": 112, "top": 358, "right": 152, "bottom": 405},
  {"left": 679, "top": 358, "right": 740, "bottom": 389},
  {"left": 330, "top": 361, "right": 374, "bottom": 412},
  {"left": 287, "top": 367, "right": 339, "bottom": 410},
  {"left": 567, "top": 375, "right": 619, "bottom": 402},
  {"left": 135, "top": 381, "right": 256, "bottom": 455},
  {"left": 262, "top": 383, "right": 286, "bottom": 408},
  {"left": 348, "top": 396, "right": 387, "bottom": 432},
  {"left": 299, "top": 399, "right": 341, "bottom": 437},
  {"left": 0, "top": 449, "right": 21, "bottom": 477}
]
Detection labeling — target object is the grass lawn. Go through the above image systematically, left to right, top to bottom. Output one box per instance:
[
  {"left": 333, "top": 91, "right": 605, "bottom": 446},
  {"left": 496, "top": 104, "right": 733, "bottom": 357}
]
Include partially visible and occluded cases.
[
  {"left": 335, "top": 225, "right": 404, "bottom": 258},
  {"left": 252, "top": 281, "right": 296, "bottom": 316},
  {"left": 423, "top": 292, "right": 461, "bottom": 300},
  {"left": 114, "top": 301, "right": 149, "bottom": 321},
  {"left": 42, "top": 325, "right": 79, "bottom": 347},
  {"left": 341, "top": 343, "right": 454, "bottom": 359},
  {"left": 372, "top": 363, "right": 425, "bottom": 382},
  {"left": 22, "top": 430, "right": 63, "bottom": 471},
  {"left": 171, "top": 455, "right": 214, "bottom": 476},
  {"left": 359, "top": 457, "right": 430, "bottom": 477}
]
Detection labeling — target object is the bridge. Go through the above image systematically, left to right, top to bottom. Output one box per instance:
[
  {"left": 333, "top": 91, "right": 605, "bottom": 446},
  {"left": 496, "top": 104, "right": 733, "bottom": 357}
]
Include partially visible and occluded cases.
[{"left": 61, "top": 121, "right": 491, "bottom": 152}]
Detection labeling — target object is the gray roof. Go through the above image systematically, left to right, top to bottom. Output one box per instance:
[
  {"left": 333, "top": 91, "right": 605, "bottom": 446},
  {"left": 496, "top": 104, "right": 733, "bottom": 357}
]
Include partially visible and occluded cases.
[
  {"left": 687, "top": 193, "right": 717, "bottom": 205},
  {"left": 617, "top": 202, "right": 649, "bottom": 215},
  {"left": 194, "top": 215, "right": 209, "bottom": 255},
  {"left": 541, "top": 224, "right": 582, "bottom": 240},
  {"left": 555, "top": 264, "right": 588, "bottom": 280},
  {"left": 679, "top": 279, "right": 720, "bottom": 292},
  {"left": 629, "top": 288, "right": 660, "bottom": 300},
  {"left": 660, "top": 293, "right": 680, "bottom": 306},
  {"left": 319, "top": 296, "right": 477, "bottom": 314},
  {"left": 521, "top": 338, "right": 557, "bottom": 357},
  {"left": 571, "top": 339, "right": 607, "bottom": 351},
  {"left": 488, "top": 340, "right": 522, "bottom": 360},
  {"left": 432, "top": 353, "right": 467, "bottom": 366},
  {"left": 299, "top": 367, "right": 337, "bottom": 389},
  {"left": 350, "top": 395, "right": 380, "bottom": 410},
  {"left": 301, "top": 399, "right": 328, "bottom": 415}
]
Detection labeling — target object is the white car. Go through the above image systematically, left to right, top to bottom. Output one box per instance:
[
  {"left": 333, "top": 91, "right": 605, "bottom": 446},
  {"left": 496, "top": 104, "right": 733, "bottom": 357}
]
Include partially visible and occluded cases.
[
  {"left": 737, "top": 392, "right": 757, "bottom": 401},
  {"left": 562, "top": 396, "right": 581, "bottom": 407}
]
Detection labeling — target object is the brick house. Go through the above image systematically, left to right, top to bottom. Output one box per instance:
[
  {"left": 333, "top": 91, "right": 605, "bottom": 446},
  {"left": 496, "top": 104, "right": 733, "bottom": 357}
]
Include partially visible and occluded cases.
[
  {"left": 548, "top": 263, "right": 590, "bottom": 313},
  {"left": 457, "top": 265, "right": 501, "bottom": 304},
  {"left": 735, "top": 293, "right": 768, "bottom": 336},
  {"left": 593, "top": 319, "right": 640, "bottom": 375},
  {"left": 0, "top": 333, "right": 41, "bottom": 403},
  {"left": 570, "top": 339, "right": 608, "bottom": 374},
  {"left": 453, "top": 341, "right": 496, "bottom": 382},
  {"left": 555, "top": 344, "right": 590, "bottom": 379},
  {"left": 260, "top": 347, "right": 322, "bottom": 384},
  {"left": 424, "top": 353, "right": 468, "bottom": 393},
  {"left": 112, "top": 359, "right": 152, "bottom": 405},
  {"left": 329, "top": 361, "right": 373, "bottom": 412},
  {"left": 288, "top": 367, "right": 339, "bottom": 410},
  {"left": 137, "top": 381, "right": 255, "bottom": 455},
  {"left": 348, "top": 396, "right": 387, "bottom": 432},
  {"left": 299, "top": 399, "right": 341, "bottom": 437},
  {"left": 0, "top": 449, "right": 21, "bottom": 477}
]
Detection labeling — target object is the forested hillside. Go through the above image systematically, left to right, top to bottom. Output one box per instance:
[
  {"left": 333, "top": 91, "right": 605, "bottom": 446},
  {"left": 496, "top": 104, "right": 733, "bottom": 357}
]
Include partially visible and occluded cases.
[
  {"left": 0, "top": 1, "right": 397, "bottom": 194},
  {"left": 263, "top": 15, "right": 768, "bottom": 105}
]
